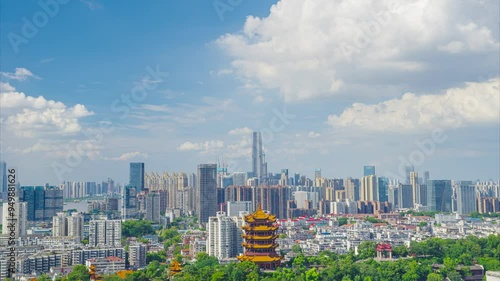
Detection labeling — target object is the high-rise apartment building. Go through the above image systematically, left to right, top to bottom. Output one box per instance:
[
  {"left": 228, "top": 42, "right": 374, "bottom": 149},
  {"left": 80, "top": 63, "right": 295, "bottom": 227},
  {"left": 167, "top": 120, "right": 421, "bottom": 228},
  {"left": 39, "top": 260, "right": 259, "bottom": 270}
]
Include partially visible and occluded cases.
[
  {"left": 130, "top": 162, "right": 145, "bottom": 192},
  {"left": 197, "top": 164, "right": 218, "bottom": 225},
  {"left": 363, "top": 166, "right": 375, "bottom": 177},
  {"left": 360, "top": 175, "right": 378, "bottom": 201},
  {"left": 427, "top": 180, "right": 452, "bottom": 212},
  {"left": 457, "top": 181, "right": 477, "bottom": 215},
  {"left": 224, "top": 185, "right": 253, "bottom": 202},
  {"left": 252, "top": 185, "right": 290, "bottom": 219},
  {"left": 2, "top": 201, "right": 27, "bottom": 237},
  {"left": 52, "top": 212, "right": 84, "bottom": 240},
  {"left": 207, "top": 212, "right": 244, "bottom": 259},
  {"left": 52, "top": 213, "right": 67, "bottom": 237},
  {"left": 88, "top": 219, "right": 122, "bottom": 247},
  {"left": 129, "top": 244, "right": 147, "bottom": 268}
]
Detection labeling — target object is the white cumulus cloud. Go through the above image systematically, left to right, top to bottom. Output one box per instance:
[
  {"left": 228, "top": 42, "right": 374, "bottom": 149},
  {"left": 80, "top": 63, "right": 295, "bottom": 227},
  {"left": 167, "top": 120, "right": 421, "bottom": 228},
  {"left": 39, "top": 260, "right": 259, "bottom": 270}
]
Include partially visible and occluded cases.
[
  {"left": 217, "top": 0, "right": 499, "bottom": 102},
  {"left": 1, "top": 68, "right": 40, "bottom": 81},
  {"left": 327, "top": 78, "right": 500, "bottom": 132},
  {"left": 0, "top": 82, "right": 93, "bottom": 136},
  {"left": 228, "top": 127, "right": 253, "bottom": 136},
  {"left": 177, "top": 140, "right": 225, "bottom": 153},
  {"left": 105, "top": 152, "right": 148, "bottom": 161}
]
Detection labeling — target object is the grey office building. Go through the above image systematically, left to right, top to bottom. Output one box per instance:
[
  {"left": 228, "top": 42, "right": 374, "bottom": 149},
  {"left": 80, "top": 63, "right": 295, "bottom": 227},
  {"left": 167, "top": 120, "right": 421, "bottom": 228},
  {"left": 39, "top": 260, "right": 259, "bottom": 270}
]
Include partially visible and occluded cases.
[
  {"left": 197, "top": 164, "right": 218, "bottom": 225},
  {"left": 457, "top": 181, "right": 477, "bottom": 215},
  {"left": 398, "top": 184, "right": 413, "bottom": 209}
]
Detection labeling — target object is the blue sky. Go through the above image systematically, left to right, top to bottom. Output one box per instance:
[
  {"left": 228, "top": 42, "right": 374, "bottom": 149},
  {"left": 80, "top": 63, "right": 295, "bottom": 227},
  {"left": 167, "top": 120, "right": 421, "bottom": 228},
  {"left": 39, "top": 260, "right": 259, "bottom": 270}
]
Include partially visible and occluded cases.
[{"left": 1, "top": 0, "right": 499, "bottom": 185}]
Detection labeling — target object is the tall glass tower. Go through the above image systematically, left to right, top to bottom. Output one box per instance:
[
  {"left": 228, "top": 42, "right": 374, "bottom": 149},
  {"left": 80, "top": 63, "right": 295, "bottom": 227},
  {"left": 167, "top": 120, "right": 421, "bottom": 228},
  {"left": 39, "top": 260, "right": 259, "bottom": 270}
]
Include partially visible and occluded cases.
[{"left": 129, "top": 162, "right": 145, "bottom": 193}]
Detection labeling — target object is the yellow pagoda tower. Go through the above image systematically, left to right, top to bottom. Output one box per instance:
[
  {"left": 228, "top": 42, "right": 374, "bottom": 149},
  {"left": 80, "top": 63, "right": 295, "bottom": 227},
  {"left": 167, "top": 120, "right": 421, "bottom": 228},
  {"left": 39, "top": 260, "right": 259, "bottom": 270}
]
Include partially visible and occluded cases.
[
  {"left": 237, "top": 204, "right": 282, "bottom": 270},
  {"left": 169, "top": 260, "right": 182, "bottom": 276}
]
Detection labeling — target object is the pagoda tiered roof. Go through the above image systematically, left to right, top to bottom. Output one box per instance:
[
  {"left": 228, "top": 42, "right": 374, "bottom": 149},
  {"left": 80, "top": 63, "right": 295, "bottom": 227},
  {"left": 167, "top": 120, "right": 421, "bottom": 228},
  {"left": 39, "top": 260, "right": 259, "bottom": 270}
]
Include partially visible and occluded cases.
[
  {"left": 238, "top": 204, "right": 282, "bottom": 270},
  {"left": 244, "top": 204, "right": 277, "bottom": 222},
  {"left": 242, "top": 225, "right": 278, "bottom": 231},
  {"left": 241, "top": 234, "right": 279, "bottom": 240},
  {"left": 237, "top": 255, "right": 282, "bottom": 263}
]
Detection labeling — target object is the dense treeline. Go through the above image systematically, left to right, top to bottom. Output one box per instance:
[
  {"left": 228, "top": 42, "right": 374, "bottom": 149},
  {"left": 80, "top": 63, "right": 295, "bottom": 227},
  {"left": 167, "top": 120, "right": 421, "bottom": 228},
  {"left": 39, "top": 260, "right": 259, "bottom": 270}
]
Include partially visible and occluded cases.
[
  {"left": 22, "top": 234, "right": 500, "bottom": 281},
  {"left": 117, "top": 234, "right": 500, "bottom": 281}
]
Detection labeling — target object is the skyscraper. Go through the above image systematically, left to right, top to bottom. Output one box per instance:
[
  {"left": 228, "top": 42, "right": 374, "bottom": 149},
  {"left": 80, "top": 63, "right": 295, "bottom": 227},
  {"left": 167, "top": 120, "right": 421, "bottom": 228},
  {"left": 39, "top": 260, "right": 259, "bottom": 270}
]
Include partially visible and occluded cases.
[
  {"left": 252, "top": 132, "right": 267, "bottom": 185},
  {"left": 130, "top": 162, "right": 145, "bottom": 192},
  {"left": 197, "top": 164, "right": 218, "bottom": 225},
  {"left": 363, "top": 166, "right": 376, "bottom": 176},
  {"left": 410, "top": 171, "right": 419, "bottom": 206},
  {"left": 360, "top": 175, "right": 378, "bottom": 201},
  {"left": 377, "top": 177, "right": 389, "bottom": 202},
  {"left": 427, "top": 180, "right": 452, "bottom": 212},
  {"left": 457, "top": 181, "right": 477, "bottom": 215},
  {"left": 398, "top": 184, "right": 414, "bottom": 209},
  {"left": 123, "top": 185, "right": 137, "bottom": 219},
  {"left": 19, "top": 186, "right": 63, "bottom": 221}
]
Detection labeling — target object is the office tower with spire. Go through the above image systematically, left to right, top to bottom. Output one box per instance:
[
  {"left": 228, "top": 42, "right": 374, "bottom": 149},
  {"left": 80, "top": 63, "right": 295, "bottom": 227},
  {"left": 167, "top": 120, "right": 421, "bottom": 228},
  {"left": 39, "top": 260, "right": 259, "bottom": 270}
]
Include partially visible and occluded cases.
[
  {"left": 252, "top": 132, "right": 267, "bottom": 185},
  {"left": 197, "top": 164, "right": 218, "bottom": 225}
]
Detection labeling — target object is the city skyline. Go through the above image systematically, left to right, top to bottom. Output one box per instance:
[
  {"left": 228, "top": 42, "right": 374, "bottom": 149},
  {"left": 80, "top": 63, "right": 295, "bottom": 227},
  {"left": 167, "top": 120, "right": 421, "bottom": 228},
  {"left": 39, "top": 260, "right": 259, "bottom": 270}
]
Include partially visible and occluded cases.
[{"left": 0, "top": 0, "right": 499, "bottom": 185}]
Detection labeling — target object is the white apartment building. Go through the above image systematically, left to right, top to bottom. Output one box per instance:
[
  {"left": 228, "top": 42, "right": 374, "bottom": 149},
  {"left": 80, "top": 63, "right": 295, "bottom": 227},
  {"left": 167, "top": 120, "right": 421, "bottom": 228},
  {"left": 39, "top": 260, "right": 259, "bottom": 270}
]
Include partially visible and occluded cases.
[
  {"left": 206, "top": 212, "right": 244, "bottom": 259},
  {"left": 88, "top": 220, "right": 122, "bottom": 247}
]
